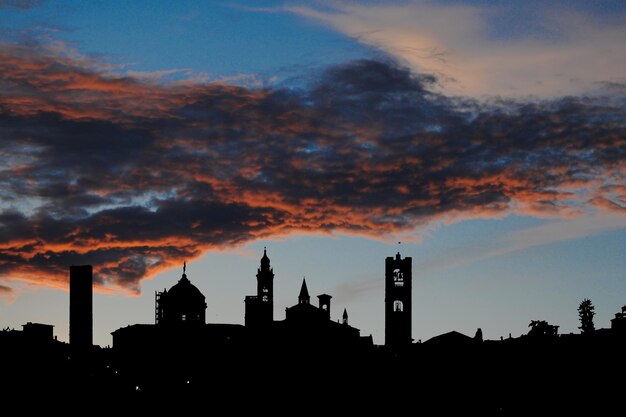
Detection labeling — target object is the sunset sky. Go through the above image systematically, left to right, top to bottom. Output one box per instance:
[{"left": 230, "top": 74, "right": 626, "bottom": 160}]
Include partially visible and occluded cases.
[{"left": 1, "top": 1, "right": 624, "bottom": 347}]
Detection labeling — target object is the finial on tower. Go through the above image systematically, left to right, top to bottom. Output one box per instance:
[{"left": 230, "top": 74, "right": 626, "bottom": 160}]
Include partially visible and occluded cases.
[
  {"left": 260, "top": 246, "right": 270, "bottom": 266},
  {"left": 183, "top": 261, "right": 186, "bottom": 274}
]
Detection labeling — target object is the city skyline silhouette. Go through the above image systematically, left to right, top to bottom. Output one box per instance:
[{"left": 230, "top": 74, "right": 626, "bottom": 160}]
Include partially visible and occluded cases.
[
  {"left": 0, "top": 2, "right": 624, "bottom": 409},
  {"left": 6, "top": 249, "right": 626, "bottom": 349},
  {"left": 3, "top": 251, "right": 626, "bottom": 412}
]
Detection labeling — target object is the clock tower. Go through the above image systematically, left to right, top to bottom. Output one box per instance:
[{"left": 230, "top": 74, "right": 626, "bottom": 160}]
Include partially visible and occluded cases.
[
  {"left": 245, "top": 248, "right": 274, "bottom": 327},
  {"left": 385, "top": 252, "right": 412, "bottom": 348}
]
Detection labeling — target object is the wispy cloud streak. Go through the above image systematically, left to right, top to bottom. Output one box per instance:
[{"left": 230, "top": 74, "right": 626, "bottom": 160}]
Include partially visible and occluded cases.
[{"left": 286, "top": 1, "right": 626, "bottom": 97}]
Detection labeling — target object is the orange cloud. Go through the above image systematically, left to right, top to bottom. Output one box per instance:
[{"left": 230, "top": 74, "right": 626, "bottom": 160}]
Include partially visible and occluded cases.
[{"left": 0, "top": 41, "right": 624, "bottom": 294}]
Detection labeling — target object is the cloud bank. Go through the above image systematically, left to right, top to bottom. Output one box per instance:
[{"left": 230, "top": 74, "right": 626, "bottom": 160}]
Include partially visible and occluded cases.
[{"left": 0, "top": 41, "right": 624, "bottom": 293}]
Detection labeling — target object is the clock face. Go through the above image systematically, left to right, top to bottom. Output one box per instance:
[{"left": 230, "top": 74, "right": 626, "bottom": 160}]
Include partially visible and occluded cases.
[{"left": 393, "top": 269, "right": 404, "bottom": 287}]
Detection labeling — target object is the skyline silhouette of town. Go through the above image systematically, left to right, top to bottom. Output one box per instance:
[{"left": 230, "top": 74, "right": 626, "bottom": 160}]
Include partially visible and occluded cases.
[{"left": 2, "top": 248, "right": 625, "bottom": 411}]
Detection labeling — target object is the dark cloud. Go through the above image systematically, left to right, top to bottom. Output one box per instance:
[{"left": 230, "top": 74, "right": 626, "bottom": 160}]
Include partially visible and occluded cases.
[{"left": 0, "top": 43, "right": 624, "bottom": 292}]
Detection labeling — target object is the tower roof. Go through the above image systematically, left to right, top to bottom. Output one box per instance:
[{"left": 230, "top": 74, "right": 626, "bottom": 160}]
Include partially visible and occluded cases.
[
  {"left": 261, "top": 246, "right": 270, "bottom": 264},
  {"left": 299, "top": 278, "right": 309, "bottom": 299},
  {"left": 343, "top": 308, "right": 348, "bottom": 319}
]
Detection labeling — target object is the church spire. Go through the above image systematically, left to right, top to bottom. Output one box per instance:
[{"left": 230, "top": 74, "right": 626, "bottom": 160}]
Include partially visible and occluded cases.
[
  {"left": 298, "top": 278, "right": 310, "bottom": 304},
  {"left": 343, "top": 308, "right": 348, "bottom": 325}
]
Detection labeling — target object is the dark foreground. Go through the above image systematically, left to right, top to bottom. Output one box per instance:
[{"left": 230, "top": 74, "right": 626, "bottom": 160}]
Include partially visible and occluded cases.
[{"left": 3, "top": 331, "right": 624, "bottom": 413}]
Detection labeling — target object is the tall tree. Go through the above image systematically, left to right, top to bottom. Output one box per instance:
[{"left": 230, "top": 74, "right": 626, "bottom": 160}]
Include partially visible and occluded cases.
[{"left": 578, "top": 298, "right": 595, "bottom": 334}]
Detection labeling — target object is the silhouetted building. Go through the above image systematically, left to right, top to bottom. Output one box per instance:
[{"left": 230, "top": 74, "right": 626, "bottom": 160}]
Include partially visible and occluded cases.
[
  {"left": 244, "top": 248, "right": 274, "bottom": 327},
  {"left": 385, "top": 252, "right": 412, "bottom": 348},
  {"left": 109, "top": 255, "right": 369, "bottom": 397},
  {"left": 113, "top": 262, "right": 242, "bottom": 366},
  {"left": 155, "top": 262, "right": 206, "bottom": 326},
  {"left": 70, "top": 264, "right": 93, "bottom": 348},
  {"left": 283, "top": 278, "right": 361, "bottom": 343},
  {"left": 285, "top": 279, "right": 325, "bottom": 323},
  {"left": 317, "top": 294, "right": 332, "bottom": 319},
  {"left": 611, "top": 306, "right": 626, "bottom": 331},
  {"left": 22, "top": 322, "right": 54, "bottom": 343},
  {"left": 112, "top": 322, "right": 245, "bottom": 353},
  {"left": 424, "top": 330, "right": 475, "bottom": 347}
]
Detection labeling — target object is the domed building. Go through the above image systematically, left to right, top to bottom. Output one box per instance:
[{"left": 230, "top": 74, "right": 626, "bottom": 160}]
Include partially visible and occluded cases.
[{"left": 155, "top": 262, "right": 207, "bottom": 326}]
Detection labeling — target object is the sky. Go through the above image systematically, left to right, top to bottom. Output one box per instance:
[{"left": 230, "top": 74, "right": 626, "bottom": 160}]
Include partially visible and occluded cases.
[{"left": 0, "top": 0, "right": 624, "bottom": 347}]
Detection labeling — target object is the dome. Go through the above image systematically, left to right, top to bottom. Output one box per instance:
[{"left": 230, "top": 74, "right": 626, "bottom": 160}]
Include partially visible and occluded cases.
[
  {"left": 156, "top": 262, "right": 207, "bottom": 326},
  {"left": 167, "top": 274, "right": 205, "bottom": 303}
]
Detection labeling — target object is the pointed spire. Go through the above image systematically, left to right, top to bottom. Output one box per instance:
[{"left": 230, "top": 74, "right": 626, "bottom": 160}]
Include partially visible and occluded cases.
[
  {"left": 298, "top": 278, "right": 310, "bottom": 304},
  {"left": 342, "top": 308, "right": 348, "bottom": 325}
]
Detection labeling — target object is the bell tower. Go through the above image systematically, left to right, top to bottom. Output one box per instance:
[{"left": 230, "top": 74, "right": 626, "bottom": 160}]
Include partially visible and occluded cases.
[
  {"left": 245, "top": 247, "right": 275, "bottom": 327},
  {"left": 256, "top": 247, "right": 274, "bottom": 322},
  {"left": 385, "top": 252, "right": 412, "bottom": 348},
  {"left": 317, "top": 294, "right": 332, "bottom": 319}
]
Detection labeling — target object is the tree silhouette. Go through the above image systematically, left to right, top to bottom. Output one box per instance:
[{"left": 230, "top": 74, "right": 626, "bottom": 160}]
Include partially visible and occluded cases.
[
  {"left": 578, "top": 298, "right": 595, "bottom": 334},
  {"left": 528, "top": 320, "right": 559, "bottom": 338}
]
